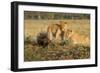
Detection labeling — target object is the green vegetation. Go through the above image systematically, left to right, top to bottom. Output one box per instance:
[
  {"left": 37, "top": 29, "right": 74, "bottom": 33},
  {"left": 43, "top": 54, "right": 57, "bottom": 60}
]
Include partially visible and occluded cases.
[
  {"left": 24, "top": 11, "right": 90, "bottom": 20},
  {"left": 24, "top": 34, "right": 90, "bottom": 61}
]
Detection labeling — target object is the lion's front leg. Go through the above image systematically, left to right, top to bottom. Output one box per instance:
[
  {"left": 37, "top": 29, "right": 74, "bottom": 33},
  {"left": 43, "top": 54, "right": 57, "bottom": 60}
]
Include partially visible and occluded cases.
[
  {"left": 55, "top": 29, "right": 61, "bottom": 41},
  {"left": 47, "top": 31, "right": 53, "bottom": 41},
  {"left": 61, "top": 31, "right": 66, "bottom": 41}
]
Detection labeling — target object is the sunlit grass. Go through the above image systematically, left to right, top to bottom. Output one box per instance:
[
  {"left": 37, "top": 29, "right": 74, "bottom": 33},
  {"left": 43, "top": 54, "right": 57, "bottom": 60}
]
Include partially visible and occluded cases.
[{"left": 24, "top": 19, "right": 90, "bottom": 61}]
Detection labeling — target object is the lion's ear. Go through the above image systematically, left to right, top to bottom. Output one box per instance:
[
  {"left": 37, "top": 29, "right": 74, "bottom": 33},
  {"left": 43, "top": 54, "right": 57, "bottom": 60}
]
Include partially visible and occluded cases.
[
  {"left": 64, "top": 22, "right": 67, "bottom": 24},
  {"left": 67, "top": 29, "right": 72, "bottom": 33},
  {"left": 69, "top": 29, "right": 72, "bottom": 32}
]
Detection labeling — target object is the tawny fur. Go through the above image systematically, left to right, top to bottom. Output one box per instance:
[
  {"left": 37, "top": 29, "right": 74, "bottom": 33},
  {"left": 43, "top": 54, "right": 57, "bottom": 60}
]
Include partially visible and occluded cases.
[
  {"left": 47, "top": 21, "right": 67, "bottom": 42},
  {"left": 66, "top": 29, "right": 90, "bottom": 46}
]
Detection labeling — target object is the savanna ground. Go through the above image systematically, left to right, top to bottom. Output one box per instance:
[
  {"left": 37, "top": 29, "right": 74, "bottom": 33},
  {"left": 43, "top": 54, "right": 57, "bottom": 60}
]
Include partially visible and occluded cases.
[{"left": 24, "top": 19, "right": 90, "bottom": 61}]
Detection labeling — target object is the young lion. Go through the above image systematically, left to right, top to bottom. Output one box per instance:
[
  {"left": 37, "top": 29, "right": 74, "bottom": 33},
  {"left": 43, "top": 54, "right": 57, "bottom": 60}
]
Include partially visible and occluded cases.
[
  {"left": 47, "top": 21, "right": 67, "bottom": 42},
  {"left": 66, "top": 29, "right": 90, "bottom": 46}
]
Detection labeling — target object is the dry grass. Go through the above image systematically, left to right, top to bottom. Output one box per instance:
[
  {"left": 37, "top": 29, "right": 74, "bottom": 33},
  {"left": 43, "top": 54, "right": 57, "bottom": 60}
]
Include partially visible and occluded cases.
[
  {"left": 24, "top": 19, "right": 90, "bottom": 61},
  {"left": 24, "top": 19, "right": 90, "bottom": 37}
]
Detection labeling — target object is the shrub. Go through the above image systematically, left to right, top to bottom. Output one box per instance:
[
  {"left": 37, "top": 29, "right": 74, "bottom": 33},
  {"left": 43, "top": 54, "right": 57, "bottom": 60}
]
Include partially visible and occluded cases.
[
  {"left": 37, "top": 32, "right": 50, "bottom": 47},
  {"left": 24, "top": 36, "right": 32, "bottom": 45},
  {"left": 24, "top": 36, "right": 37, "bottom": 46},
  {"left": 60, "top": 39, "right": 73, "bottom": 46}
]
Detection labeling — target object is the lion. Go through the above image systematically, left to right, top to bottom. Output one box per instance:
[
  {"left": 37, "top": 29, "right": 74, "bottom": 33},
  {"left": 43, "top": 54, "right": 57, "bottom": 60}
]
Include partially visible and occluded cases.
[
  {"left": 47, "top": 21, "right": 67, "bottom": 43},
  {"left": 66, "top": 29, "right": 90, "bottom": 46}
]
